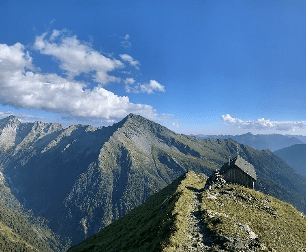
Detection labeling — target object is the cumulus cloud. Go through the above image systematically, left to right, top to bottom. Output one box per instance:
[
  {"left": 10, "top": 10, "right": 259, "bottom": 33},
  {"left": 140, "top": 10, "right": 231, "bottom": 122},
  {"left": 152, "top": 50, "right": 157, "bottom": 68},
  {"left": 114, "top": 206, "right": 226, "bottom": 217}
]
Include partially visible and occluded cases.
[
  {"left": 0, "top": 30, "right": 166, "bottom": 124},
  {"left": 33, "top": 30, "right": 165, "bottom": 95},
  {"left": 34, "top": 30, "right": 123, "bottom": 84},
  {"left": 0, "top": 41, "right": 160, "bottom": 122},
  {"left": 0, "top": 43, "right": 33, "bottom": 72},
  {"left": 119, "top": 54, "right": 140, "bottom": 69},
  {"left": 124, "top": 77, "right": 139, "bottom": 93},
  {"left": 124, "top": 78, "right": 135, "bottom": 84},
  {"left": 125, "top": 80, "right": 165, "bottom": 94},
  {"left": 140, "top": 80, "right": 165, "bottom": 94},
  {"left": 125, "top": 84, "right": 138, "bottom": 93},
  {"left": 222, "top": 114, "right": 306, "bottom": 131}
]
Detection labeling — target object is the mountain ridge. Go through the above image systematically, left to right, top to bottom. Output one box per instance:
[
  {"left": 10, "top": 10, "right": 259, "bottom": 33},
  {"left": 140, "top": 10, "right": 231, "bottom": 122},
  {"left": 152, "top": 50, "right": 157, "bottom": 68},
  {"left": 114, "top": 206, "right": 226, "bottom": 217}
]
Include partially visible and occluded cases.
[
  {"left": 1, "top": 114, "right": 306, "bottom": 247},
  {"left": 195, "top": 132, "right": 305, "bottom": 151},
  {"left": 274, "top": 144, "right": 306, "bottom": 177},
  {"left": 68, "top": 171, "right": 306, "bottom": 252}
]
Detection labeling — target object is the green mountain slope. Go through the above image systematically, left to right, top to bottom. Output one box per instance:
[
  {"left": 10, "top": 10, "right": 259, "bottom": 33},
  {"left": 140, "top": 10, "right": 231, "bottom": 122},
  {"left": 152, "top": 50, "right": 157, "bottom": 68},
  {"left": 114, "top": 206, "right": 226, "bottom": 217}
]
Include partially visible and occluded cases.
[
  {"left": 1, "top": 114, "right": 306, "bottom": 247},
  {"left": 274, "top": 144, "right": 306, "bottom": 177},
  {"left": 0, "top": 171, "right": 67, "bottom": 251},
  {"left": 68, "top": 171, "right": 306, "bottom": 252},
  {"left": 68, "top": 171, "right": 192, "bottom": 252}
]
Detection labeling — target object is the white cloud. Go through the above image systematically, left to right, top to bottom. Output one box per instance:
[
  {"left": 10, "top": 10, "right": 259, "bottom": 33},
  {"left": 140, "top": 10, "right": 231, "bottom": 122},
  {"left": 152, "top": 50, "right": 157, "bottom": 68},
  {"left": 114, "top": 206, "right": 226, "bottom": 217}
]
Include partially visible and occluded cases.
[
  {"left": 49, "top": 29, "right": 62, "bottom": 41},
  {"left": 0, "top": 30, "right": 167, "bottom": 124},
  {"left": 34, "top": 30, "right": 123, "bottom": 84},
  {"left": 110, "top": 34, "right": 132, "bottom": 49},
  {"left": 121, "top": 34, "right": 131, "bottom": 48},
  {"left": 0, "top": 42, "right": 160, "bottom": 122},
  {"left": 0, "top": 43, "right": 33, "bottom": 72},
  {"left": 119, "top": 54, "right": 140, "bottom": 69},
  {"left": 124, "top": 78, "right": 135, "bottom": 85},
  {"left": 124, "top": 78, "right": 137, "bottom": 93},
  {"left": 125, "top": 80, "right": 165, "bottom": 94},
  {"left": 140, "top": 80, "right": 165, "bottom": 94},
  {"left": 125, "top": 84, "right": 138, "bottom": 93},
  {"left": 222, "top": 114, "right": 306, "bottom": 131}
]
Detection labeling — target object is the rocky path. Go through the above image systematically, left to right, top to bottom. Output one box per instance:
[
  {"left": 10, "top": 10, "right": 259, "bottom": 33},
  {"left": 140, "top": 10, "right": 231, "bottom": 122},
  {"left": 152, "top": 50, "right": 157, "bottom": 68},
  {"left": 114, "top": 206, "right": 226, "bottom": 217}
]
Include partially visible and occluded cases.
[{"left": 183, "top": 189, "right": 213, "bottom": 251}]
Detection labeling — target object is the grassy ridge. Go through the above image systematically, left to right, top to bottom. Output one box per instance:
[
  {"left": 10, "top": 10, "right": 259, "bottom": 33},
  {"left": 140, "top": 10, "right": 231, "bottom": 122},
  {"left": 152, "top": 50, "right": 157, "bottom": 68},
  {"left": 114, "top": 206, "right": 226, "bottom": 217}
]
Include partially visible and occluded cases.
[
  {"left": 69, "top": 171, "right": 306, "bottom": 252},
  {"left": 162, "top": 172, "right": 207, "bottom": 251},
  {"left": 68, "top": 174, "right": 188, "bottom": 252}
]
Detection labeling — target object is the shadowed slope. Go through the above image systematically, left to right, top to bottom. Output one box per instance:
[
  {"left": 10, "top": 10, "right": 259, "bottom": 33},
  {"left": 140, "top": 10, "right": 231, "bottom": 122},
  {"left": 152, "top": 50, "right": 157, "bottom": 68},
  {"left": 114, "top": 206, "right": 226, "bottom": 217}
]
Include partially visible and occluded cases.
[
  {"left": 274, "top": 144, "right": 306, "bottom": 177},
  {"left": 0, "top": 171, "right": 67, "bottom": 251},
  {"left": 68, "top": 172, "right": 190, "bottom": 252}
]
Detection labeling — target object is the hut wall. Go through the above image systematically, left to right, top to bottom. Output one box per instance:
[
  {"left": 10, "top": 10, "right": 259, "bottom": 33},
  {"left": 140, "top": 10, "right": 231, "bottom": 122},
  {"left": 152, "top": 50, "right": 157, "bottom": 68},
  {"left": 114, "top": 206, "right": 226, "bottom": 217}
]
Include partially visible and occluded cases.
[{"left": 223, "top": 166, "right": 254, "bottom": 189}]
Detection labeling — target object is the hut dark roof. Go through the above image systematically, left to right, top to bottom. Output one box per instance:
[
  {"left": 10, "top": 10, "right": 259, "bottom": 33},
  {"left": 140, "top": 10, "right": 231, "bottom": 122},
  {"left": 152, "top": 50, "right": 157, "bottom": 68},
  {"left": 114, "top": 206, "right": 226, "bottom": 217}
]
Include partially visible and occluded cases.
[{"left": 220, "top": 155, "right": 257, "bottom": 180}]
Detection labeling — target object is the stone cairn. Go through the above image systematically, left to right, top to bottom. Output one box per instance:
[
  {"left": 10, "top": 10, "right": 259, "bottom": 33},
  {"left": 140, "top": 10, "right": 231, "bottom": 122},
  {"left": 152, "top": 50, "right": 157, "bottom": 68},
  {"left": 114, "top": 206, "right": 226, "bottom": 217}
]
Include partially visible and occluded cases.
[{"left": 204, "top": 170, "right": 227, "bottom": 190}]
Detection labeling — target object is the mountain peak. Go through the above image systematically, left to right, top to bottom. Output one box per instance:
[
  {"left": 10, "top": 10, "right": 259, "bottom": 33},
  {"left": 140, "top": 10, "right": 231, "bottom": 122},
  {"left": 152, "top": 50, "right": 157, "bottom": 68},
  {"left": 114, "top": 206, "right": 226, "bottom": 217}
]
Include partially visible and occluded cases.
[
  {"left": 127, "top": 112, "right": 137, "bottom": 118},
  {"left": 117, "top": 113, "right": 141, "bottom": 125},
  {"left": 122, "top": 113, "right": 160, "bottom": 129},
  {"left": 125, "top": 113, "right": 147, "bottom": 122},
  {"left": 0, "top": 115, "right": 20, "bottom": 125},
  {"left": 0, "top": 115, "right": 21, "bottom": 133}
]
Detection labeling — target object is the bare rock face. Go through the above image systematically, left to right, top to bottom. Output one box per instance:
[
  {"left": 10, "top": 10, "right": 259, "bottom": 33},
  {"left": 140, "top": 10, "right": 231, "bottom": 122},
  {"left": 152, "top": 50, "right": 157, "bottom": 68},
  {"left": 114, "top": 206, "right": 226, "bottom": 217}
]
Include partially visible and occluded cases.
[
  {"left": 0, "top": 115, "right": 21, "bottom": 151},
  {"left": 214, "top": 229, "right": 262, "bottom": 252}
]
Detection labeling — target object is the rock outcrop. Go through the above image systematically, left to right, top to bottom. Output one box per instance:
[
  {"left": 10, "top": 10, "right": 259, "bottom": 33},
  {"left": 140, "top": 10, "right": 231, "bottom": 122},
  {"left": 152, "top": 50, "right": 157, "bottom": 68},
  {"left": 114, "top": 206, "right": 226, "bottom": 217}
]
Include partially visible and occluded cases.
[{"left": 204, "top": 170, "right": 227, "bottom": 190}]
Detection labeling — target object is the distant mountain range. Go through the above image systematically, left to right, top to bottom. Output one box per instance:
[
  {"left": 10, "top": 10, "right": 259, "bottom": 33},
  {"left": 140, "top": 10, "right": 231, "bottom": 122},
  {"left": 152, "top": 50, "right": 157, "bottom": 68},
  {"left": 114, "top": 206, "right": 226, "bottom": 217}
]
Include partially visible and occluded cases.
[
  {"left": 1, "top": 114, "right": 306, "bottom": 250},
  {"left": 195, "top": 132, "right": 306, "bottom": 151},
  {"left": 274, "top": 144, "right": 306, "bottom": 177},
  {"left": 68, "top": 171, "right": 306, "bottom": 252}
]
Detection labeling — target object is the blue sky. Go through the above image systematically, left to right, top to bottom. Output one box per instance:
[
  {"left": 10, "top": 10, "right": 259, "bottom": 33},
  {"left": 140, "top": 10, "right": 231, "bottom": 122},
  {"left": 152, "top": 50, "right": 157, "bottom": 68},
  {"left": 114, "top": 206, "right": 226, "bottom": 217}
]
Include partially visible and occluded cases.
[{"left": 1, "top": 0, "right": 306, "bottom": 135}]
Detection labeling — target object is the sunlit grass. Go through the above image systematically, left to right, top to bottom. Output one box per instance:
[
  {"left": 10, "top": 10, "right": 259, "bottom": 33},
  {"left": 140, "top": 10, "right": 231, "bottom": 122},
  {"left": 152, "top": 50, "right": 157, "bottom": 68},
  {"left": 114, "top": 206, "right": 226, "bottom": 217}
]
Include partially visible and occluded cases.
[
  {"left": 69, "top": 171, "right": 306, "bottom": 251},
  {"left": 201, "top": 184, "right": 306, "bottom": 250}
]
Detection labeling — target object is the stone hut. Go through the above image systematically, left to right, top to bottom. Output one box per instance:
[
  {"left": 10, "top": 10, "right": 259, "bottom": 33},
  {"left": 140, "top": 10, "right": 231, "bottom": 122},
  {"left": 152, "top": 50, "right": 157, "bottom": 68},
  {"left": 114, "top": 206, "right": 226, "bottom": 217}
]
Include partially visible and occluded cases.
[{"left": 219, "top": 155, "right": 257, "bottom": 189}]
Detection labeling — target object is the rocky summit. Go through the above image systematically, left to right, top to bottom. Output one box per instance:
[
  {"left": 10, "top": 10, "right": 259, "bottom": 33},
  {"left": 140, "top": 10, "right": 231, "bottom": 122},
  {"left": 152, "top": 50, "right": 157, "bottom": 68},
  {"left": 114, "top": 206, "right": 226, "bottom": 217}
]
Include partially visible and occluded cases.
[
  {"left": 0, "top": 114, "right": 306, "bottom": 250},
  {"left": 68, "top": 171, "right": 306, "bottom": 252}
]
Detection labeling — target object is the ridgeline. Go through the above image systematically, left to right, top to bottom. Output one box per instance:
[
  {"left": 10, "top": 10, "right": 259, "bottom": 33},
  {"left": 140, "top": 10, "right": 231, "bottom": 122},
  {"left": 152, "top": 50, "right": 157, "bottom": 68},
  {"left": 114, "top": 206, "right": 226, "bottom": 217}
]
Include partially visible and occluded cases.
[{"left": 68, "top": 171, "right": 306, "bottom": 251}]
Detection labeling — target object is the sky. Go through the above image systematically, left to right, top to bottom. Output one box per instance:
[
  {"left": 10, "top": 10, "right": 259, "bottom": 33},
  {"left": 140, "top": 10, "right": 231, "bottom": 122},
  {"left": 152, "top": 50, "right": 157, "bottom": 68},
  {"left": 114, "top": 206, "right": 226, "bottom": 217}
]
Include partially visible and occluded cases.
[{"left": 1, "top": 0, "right": 306, "bottom": 135}]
